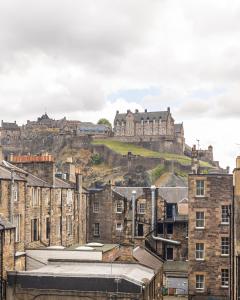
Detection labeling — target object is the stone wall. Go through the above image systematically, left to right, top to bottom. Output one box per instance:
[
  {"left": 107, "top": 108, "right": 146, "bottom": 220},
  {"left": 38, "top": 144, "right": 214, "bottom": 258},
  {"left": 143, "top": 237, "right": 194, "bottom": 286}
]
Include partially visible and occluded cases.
[{"left": 188, "top": 174, "right": 232, "bottom": 299}]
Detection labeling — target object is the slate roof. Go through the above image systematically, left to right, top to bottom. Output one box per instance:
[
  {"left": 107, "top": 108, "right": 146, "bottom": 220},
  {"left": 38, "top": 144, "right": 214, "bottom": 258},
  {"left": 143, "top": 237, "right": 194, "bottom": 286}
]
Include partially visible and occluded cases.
[
  {"left": 114, "top": 110, "right": 170, "bottom": 123},
  {"left": 1, "top": 122, "right": 20, "bottom": 130},
  {"left": 174, "top": 123, "right": 183, "bottom": 133},
  {"left": 0, "top": 165, "right": 25, "bottom": 181},
  {"left": 27, "top": 173, "right": 51, "bottom": 188},
  {"left": 55, "top": 177, "right": 75, "bottom": 189},
  {"left": 112, "top": 186, "right": 188, "bottom": 203},
  {"left": 133, "top": 246, "right": 163, "bottom": 273},
  {"left": 163, "top": 261, "right": 188, "bottom": 274}
]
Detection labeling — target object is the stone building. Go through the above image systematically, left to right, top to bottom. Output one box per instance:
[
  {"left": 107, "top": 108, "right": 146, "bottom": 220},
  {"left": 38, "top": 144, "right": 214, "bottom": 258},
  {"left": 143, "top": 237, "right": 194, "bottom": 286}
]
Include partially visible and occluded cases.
[
  {"left": 113, "top": 108, "right": 185, "bottom": 154},
  {"left": 0, "top": 150, "right": 87, "bottom": 286},
  {"left": 188, "top": 173, "right": 232, "bottom": 299},
  {"left": 87, "top": 185, "right": 188, "bottom": 261}
]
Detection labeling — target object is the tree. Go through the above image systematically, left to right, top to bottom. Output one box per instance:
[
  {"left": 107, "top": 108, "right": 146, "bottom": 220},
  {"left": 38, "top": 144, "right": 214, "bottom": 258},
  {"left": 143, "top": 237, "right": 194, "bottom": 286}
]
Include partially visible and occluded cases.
[{"left": 97, "top": 118, "right": 112, "bottom": 130}]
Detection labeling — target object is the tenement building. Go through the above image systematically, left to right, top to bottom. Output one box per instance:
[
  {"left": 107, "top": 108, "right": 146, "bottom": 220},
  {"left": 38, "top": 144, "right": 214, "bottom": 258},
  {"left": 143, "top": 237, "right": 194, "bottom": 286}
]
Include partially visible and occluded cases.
[
  {"left": 113, "top": 108, "right": 185, "bottom": 154},
  {"left": 0, "top": 149, "right": 87, "bottom": 284},
  {"left": 188, "top": 173, "right": 232, "bottom": 299},
  {"left": 87, "top": 185, "right": 188, "bottom": 260}
]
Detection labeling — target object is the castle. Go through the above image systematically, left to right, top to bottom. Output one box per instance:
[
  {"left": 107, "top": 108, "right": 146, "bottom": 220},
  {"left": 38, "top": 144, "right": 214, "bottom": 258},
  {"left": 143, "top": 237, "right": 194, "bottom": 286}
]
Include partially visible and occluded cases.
[{"left": 113, "top": 107, "right": 185, "bottom": 154}]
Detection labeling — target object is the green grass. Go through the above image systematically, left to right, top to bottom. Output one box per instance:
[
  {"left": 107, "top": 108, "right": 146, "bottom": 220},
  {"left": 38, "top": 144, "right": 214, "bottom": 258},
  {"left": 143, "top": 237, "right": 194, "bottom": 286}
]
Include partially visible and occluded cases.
[
  {"left": 92, "top": 139, "right": 212, "bottom": 167},
  {"left": 150, "top": 164, "right": 166, "bottom": 182}
]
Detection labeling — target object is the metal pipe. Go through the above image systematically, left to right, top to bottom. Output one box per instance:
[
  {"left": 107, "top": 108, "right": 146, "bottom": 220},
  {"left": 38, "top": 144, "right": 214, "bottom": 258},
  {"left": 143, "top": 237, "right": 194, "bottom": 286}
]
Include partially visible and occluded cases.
[
  {"left": 10, "top": 169, "right": 14, "bottom": 223},
  {"left": 150, "top": 185, "right": 181, "bottom": 245},
  {"left": 151, "top": 185, "right": 156, "bottom": 232},
  {"left": 132, "top": 190, "right": 136, "bottom": 239}
]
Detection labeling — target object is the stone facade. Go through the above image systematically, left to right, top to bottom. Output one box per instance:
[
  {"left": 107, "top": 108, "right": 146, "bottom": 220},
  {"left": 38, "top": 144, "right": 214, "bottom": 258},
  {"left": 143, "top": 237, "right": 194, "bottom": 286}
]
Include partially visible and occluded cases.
[
  {"left": 113, "top": 108, "right": 185, "bottom": 154},
  {"left": 0, "top": 152, "right": 87, "bottom": 280},
  {"left": 188, "top": 173, "right": 232, "bottom": 299},
  {"left": 87, "top": 186, "right": 188, "bottom": 263}
]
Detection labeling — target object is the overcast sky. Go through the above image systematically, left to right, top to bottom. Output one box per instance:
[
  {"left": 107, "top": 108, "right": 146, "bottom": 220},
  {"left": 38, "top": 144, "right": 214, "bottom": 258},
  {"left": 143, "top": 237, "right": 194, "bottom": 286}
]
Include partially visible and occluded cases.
[{"left": 0, "top": 0, "right": 239, "bottom": 169}]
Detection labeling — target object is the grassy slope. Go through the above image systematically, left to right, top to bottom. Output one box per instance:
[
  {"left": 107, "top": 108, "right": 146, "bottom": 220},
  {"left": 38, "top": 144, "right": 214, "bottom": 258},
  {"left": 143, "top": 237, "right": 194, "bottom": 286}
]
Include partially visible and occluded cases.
[{"left": 92, "top": 139, "right": 211, "bottom": 167}]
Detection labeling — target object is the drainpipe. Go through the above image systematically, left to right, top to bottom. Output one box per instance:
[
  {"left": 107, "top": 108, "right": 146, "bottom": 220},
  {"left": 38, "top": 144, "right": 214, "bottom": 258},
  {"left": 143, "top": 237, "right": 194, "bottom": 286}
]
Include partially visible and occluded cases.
[
  {"left": 10, "top": 169, "right": 14, "bottom": 223},
  {"left": 150, "top": 185, "right": 181, "bottom": 245},
  {"left": 151, "top": 185, "right": 156, "bottom": 232},
  {"left": 132, "top": 190, "right": 136, "bottom": 240}
]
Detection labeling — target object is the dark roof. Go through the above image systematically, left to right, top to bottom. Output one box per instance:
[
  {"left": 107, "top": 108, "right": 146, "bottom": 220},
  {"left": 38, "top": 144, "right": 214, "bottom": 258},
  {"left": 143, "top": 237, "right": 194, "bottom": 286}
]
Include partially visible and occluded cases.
[
  {"left": 114, "top": 110, "right": 170, "bottom": 123},
  {"left": 1, "top": 122, "right": 19, "bottom": 130},
  {"left": 174, "top": 123, "right": 183, "bottom": 133},
  {"left": 0, "top": 165, "right": 25, "bottom": 181},
  {"left": 27, "top": 173, "right": 51, "bottom": 187},
  {"left": 55, "top": 177, "right": 75, "bottom": 189},
  {"left": 112, "top": 187, "right": 188, "bottom": 203},
  {"left": 0, "top": 216, "right": 15, "bottom": 230},
  {"left": 133, "top": 246, "right": 163, "bottom": 272}
]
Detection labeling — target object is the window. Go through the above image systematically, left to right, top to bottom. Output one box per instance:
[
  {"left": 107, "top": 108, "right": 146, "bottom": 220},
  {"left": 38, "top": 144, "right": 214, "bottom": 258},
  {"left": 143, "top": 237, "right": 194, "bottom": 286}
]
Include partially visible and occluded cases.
[
  {"left": 196, "top": 180, "right": 204, "bottom": 196},
  {"left": 13, "top": 182, "right": 19, "bottom": 201},
  {"left": 32, "top": 188, "right": 40, "bottom": 207},
  {"left": 45, "top": 190, "right": 50, "bottom": 206},
  {"left": 67, "top": 190, "right": 73, "bottom": 206},
  {"left": 55, "top": 191, "right": 61, "bottom": 206},
  {"left": 93, "top": 201, "right": 99, "bottom": 213},
  {"left": 116, "top": 201, "right": 123, "bottom": 213},
  {"left": 138, "top": 203, "right": 145, "bottom": 214},
  {"left": 221, "top": 206, "right": 230, "bottom": 224},
  {"left": 196, "top": 212, "right": 205, "bottom": 228},
  {"left": 13, "top": 214, "right": 21, "bottom": 242},
  {"left": 67, "top": 215, "right": 72, "bottom": 235},
  {"left": 46, "top": 217, "right": 50, "bottom": 239},
  {"left": 31, "top": 219, "right": 39, "bottom": 241},
  {"left": 93, "top": 223, "right": 100, "bottom": 236},
  {"left": 116, "top": 223, "right": 123, "bottom": 231},
  {"left": 137, "top": 223, "right": 144, "bottom": 237},
  {"left": 157, "top": 223, "right": 163, "bottom": 235},
  {"left": 167, "top": 223, "right": 173, "bottom": 234},
  {"left": 221, "top": 237, "right": 229, "bottom": 255},
  {"left": 196, "top": 243, "right": 204, "bottom": 260},
  {"left": 166, "top": 247, "right": 173, "bottom": 260},
  {"left": 221, "top": 269, "right": 229, "bottom": 287},
  {"left": 196, "top": 274, "right": 204, "bottom": 290}
]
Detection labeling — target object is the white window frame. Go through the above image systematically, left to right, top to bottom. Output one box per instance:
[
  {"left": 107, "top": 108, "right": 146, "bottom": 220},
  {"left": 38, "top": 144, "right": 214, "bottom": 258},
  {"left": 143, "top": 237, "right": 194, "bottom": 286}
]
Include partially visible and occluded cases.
[
  {"left": 196, "top": 180, "right": 205, "bottom": 196},
  {"left": 13, "top": 182, "right": 19, "bottom": 202},
  {"left": 66, "top": 189, "right": 73, "bottom": 206},
  {"left": 93, "top": 201, "right": 99, "bottom": 213},
  {"left": 116, "top": 201, "right": 123, "bottom": 213},
  {"left": 138, "top": 203, "right": 145, "bottom": 214},
  {"left": 221, "top": 205, "right": 230, "bottom": 224},
  {"left": 196, "top": 211, "right": 205, "bottom": 229},
  {"left": 93, "top": 223, "right": 100, "bottom": 236},
  {"left": 116, "top": 223, "right": 123, "bottom": 231},
  {"left": 221, "top": 237, "right": 229, "bottom": 256},
  {"left": 195, "top": 243, "right": 204, "bottom": 260},
  {"left": 221, "top": 269, "right": 229, "bottom": 288},
  {"left": 196, "top": 274, "right": 204, "bottom": 290}
]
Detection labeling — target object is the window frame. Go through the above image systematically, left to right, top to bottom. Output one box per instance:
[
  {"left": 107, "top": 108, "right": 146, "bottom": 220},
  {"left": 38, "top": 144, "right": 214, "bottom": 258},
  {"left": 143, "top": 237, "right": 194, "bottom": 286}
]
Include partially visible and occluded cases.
[
  {"left": 196, "top": 180, "right": 205, "bottom": 197},
  {"left": 93, "top": 201, "right": 100, "bottom": 213},
  {"left": 116, "top": 201, "right": 123, "bottom": 213},
  {"left": 138, "top": 203, "right": 145, "bottom": 214},
  {"left": 221, "top": 205, "right": 230, "bottom": 224},
  {"left": 196, "top": 211, "right": 205, "bottom": 229},
  {"left": 13, "top": 214, "right": 21, "bottom": 242},
  {"left": 31, "top": 218, "right": 39, "bottom": 242},
  {"left": 93, "top": 223, "right": 100, "bottom": 237},
  {"left": 116, "top": 223, "right": 123, "bottom": 231},
  {"left": 166, "top": 223, "right": 173, "bottom": 235},
  {"left": 221, "top": 237, "right": 229, "bottom": 256},
  {"left": 195, "top": 243, "right": 204, "bottom": 260},
  {"left": 221, "top": 269, "right": 229, "bottom": 288},
  {"left": 196, "top": 274, "right": 204, "bottom": 290}
]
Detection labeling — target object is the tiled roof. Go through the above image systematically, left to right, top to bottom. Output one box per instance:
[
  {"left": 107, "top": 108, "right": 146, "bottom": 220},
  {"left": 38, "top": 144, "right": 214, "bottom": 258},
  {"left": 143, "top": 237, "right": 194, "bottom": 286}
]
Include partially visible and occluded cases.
[
  {"left": 114, "top": 110, "right": 169, "bottom": 123},
  {"left": 1, "top": 122, "right": 19, "bottom": 130},
  {"left": 0, "top": 165, "right": 26, "bottom": 181},
  {"left": 55, "top": 177, "right": 75, "bottom": 189},
  {"left": 113, "top": 187, "right": 144, "bottom": 200},
  {"left": 0, "top": 216, "right": 15, "bottom": 230},
  {"left": 133, "top": 246, "right": 163, "bottom": 272}
]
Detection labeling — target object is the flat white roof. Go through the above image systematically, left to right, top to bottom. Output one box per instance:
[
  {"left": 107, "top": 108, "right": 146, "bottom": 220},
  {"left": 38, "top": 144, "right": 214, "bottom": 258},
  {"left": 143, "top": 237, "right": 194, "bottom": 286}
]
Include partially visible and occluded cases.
[{"left": 24, "top": 262, "right": 154, "bottom": 285}]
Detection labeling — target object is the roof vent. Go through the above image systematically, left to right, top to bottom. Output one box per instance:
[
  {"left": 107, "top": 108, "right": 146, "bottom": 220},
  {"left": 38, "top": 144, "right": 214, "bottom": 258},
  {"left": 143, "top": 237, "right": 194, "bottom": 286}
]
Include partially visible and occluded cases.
[
  {"left": 86, "top": 242, "right": 104, "bottom": 247},
  {"left": 76, "top": 246, "right": 94, "bottom": 251}
]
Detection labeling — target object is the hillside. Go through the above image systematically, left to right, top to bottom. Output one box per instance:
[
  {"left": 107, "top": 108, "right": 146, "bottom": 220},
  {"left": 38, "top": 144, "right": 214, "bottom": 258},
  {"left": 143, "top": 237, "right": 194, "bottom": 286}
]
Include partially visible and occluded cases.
[{"left": 92, "top": 139, "right": 212, "bottom": 167}]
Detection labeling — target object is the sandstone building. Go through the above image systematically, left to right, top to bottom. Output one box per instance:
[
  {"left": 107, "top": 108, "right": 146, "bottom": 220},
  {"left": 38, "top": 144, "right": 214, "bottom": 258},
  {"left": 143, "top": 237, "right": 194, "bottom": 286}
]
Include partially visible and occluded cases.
[
  {"left": 113, "top": 108, "right": 185, "bottom": 154},
  {"left": 0, "top": 149, "right": 87, "bottom": 294},
  {"left": 188, "top": 173, "right": 232, "bottom": 299}
]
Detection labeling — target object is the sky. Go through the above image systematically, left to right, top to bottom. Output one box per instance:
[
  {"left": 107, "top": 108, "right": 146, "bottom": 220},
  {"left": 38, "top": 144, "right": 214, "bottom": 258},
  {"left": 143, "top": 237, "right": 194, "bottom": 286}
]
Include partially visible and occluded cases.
[{"left": 0, "top": 0, "right": 240, "bottom": 169}]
